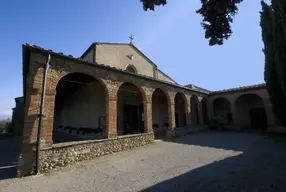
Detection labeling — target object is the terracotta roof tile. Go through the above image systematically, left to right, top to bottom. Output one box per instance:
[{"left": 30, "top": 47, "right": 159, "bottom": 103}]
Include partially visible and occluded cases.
[{"left": 209, "top": 83, "right": 266, "bottom": 95}]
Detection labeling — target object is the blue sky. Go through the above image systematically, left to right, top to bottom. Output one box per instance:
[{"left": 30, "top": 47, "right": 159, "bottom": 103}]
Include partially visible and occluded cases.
[{"left": 0, "top": 0, "right": 265, "bottom": 118}]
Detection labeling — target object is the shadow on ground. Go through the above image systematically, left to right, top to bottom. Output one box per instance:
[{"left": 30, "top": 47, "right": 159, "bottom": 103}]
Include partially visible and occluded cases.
[
  {"left": 141, "top": 131, "right": 286, "bottom": 192},
  {"left": 0, "top": 137, "right": 20, "bottom": 180}
]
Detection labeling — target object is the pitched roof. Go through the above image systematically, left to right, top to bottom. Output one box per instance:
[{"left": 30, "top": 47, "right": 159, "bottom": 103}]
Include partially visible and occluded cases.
[
  {"left": 81, "top": 42, "right": 158, "bottom": 67},
  {"left": 81, "top": 42, "right": 179, "bottom": 84},
  {"left": 209, "top": 83, "right": 266, "bottom": 95},
  {"left": 184, "top": 84, "right": 211, "bottom": 94}
]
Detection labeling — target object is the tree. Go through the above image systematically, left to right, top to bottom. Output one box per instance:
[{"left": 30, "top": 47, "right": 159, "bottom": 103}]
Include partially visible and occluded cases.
[
  {"left": 140, "top": 0, "right": 244, "bottom": 46},
  {"left": 141, "top": 0, "right": 286, "bottom": 126},
  {"left": 260, "top": 0, "right": 286, "bottom": 125}
]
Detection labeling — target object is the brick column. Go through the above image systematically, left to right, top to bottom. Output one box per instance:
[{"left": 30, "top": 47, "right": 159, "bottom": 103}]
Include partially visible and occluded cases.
[
  {"left": 104, "top": 81, "right": 122, "bottom": 139},
  {"left": 142, "top": 87, "right": 154, "bottom": 134},
  {"left": 17, "top": 89, "right": 56, "bottom": 177},
  {"left": 168, "top": 93, "right": 176, "bottom": 130},
  {"left": 185, "top": 95, "right": 191, "bottom": 128},
  {"left": 105, "top": 96, "right": 117, "bottom": 138},
  {"left": 144, "top": 101, "right": 153, "bottom": 133}
]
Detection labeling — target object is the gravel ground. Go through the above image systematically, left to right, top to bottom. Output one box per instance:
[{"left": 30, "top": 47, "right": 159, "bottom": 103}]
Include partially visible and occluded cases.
[{"left": 1, "top": 132, "right": 286, "bottom": 192}]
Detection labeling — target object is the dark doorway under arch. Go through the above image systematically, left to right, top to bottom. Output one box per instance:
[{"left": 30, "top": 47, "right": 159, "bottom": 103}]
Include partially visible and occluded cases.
[
  {"left": 53, "top": 73, "right": 106, "bottom": 143},
  {"left": 117, "top": 83, "right": 144, "bottom": 135},
  {"left": 175, "top": 93, "right": 186, "bottom": 127},
  {"left": 235, "top": 93, "right": 268, "bottom": 130},
  {"left": 213, "top": 97, "right": 232, "bottom": 125},
  {"left": 249, "top": 107, "right": 268, "bottom": 130}
]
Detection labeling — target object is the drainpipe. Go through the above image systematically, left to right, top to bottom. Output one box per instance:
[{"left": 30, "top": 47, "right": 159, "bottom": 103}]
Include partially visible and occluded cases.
[{"left": 35, "top": 54, "right": 51, "bottom": 175}]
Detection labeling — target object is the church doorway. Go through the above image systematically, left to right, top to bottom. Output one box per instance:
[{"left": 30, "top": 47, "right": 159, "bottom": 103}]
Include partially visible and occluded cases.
[
  {"left": 117, "top": 83, "right": 144, "bottom": 135},
  {"left": 124, "top": 105, "right": 139, "bottom": 134}
]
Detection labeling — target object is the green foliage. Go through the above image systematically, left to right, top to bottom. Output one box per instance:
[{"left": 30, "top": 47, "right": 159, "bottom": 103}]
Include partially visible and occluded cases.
[
  {"left": 140, "top": 0, "right": 244, "bottom": 46},
  {"left": 261, "top": 0, "right": 286, "bottom": 126}
]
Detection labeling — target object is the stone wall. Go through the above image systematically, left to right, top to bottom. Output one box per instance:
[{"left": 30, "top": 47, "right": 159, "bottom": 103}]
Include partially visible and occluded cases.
[{"left": 40, "top": 133, "right": 154, "bottom": 172}]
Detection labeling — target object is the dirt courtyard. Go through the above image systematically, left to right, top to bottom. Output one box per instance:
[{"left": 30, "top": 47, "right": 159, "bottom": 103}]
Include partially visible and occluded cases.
[{"left": 1, "top": 132, "right": 286, "bottom": 192}]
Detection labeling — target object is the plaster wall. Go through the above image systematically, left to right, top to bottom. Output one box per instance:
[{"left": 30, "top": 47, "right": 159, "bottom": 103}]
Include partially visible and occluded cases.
[
  {"left": 95, "top": 44, "right": 154, "bottom": 77},
  {"left": 82, "top": 49, "right": 94, "bottom": 63},
  {"left": 157, "top": 69, "right": 177, "bottom": 84},
  {"left": 54, "top": 82, "right": 106, "bottom": 129},
  {"left": 209, "top": 88, "right": 277, "bottom": 127},
  {"left": 152, "top": 92, "right": 168, "bottom": 127}
]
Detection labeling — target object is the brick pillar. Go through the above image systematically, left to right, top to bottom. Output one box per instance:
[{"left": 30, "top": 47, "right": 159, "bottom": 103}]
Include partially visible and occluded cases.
[
  {"left": 17, "top": 89, "right": 56, "bottom": 177},
  {"left": 168, "top": 94, "right": 176, "bottom": 130},
  {"left": 106, "top": 96, "right": 117, "bottom": 138},
  {"left": 185, "top": 97, "right": 191, "bottom": 128},
  {"left": 144, "top": 101, "right": 153, "bottom": 133}
]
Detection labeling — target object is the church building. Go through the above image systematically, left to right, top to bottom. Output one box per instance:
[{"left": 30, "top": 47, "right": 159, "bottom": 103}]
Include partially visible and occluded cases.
[{"left": 16, "top": 40, "right": 277, "bottom": 176}]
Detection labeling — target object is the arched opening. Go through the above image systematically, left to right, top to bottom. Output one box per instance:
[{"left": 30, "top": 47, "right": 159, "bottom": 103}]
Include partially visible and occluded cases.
[
  {"left": 125, "top": 65, "right": 137, "bottom": 74},
  {"left": 53, "top": 73, "right": 106, "bottom": 143},
  {"left": 117, "top": 83, "right": 144, "bottom": 135},
  {"left": 152, "top": 89, "right": 169, "bottom": 138},
  {"left": 175, "top": 93, "right": 186, "bottom": 127},
  {"left": 235, "top": 94, "right": 267, "bottom": 130},
  {"left": 191, "top": 95, "right": 199, "bottom": 126},
  {"left": 213, "top": 97, "right": 232, "bottom": 125},
  {"left": 202, "top": 98, "right": 209, "bottom": 125}
]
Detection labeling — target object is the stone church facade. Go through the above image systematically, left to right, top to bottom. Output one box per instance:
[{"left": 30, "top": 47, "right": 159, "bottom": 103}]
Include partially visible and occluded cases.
[{"left": 17, "top": 42, "right": 277, "bottom": 176}]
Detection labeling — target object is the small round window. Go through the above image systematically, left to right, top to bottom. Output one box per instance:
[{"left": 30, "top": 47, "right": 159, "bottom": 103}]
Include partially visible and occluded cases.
[{"left": 126, "top": 65, "right": 137, "bottom": 74}]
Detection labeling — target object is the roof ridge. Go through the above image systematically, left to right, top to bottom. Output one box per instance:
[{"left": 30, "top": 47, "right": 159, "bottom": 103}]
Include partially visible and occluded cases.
[
  {"left": 22, "top": 43, "right": 208, "bottom": 96},
  {"left": 210, "top": 83, "right": 266, "bottom": 95}
]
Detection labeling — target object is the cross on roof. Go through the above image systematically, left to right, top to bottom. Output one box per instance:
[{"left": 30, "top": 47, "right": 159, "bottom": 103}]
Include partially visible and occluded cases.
[{"left": 129, "top": 35, "right": 134, "bottom": 44}]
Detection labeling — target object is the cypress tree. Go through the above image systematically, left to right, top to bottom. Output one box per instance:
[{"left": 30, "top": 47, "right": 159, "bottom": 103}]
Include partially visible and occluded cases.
[{"left": 261, "top": 0, "right": 286, "bottom": 125}]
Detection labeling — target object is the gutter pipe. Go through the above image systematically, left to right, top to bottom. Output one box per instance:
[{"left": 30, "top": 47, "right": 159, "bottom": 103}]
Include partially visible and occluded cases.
[{"left": 35, "top": 54, "right": 50, "bottom": 174}]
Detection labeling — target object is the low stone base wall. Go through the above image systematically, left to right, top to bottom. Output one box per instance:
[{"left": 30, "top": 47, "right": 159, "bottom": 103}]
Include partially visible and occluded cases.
[{"left": 40, "top": 132, "right": 154, "bottom": 172}]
